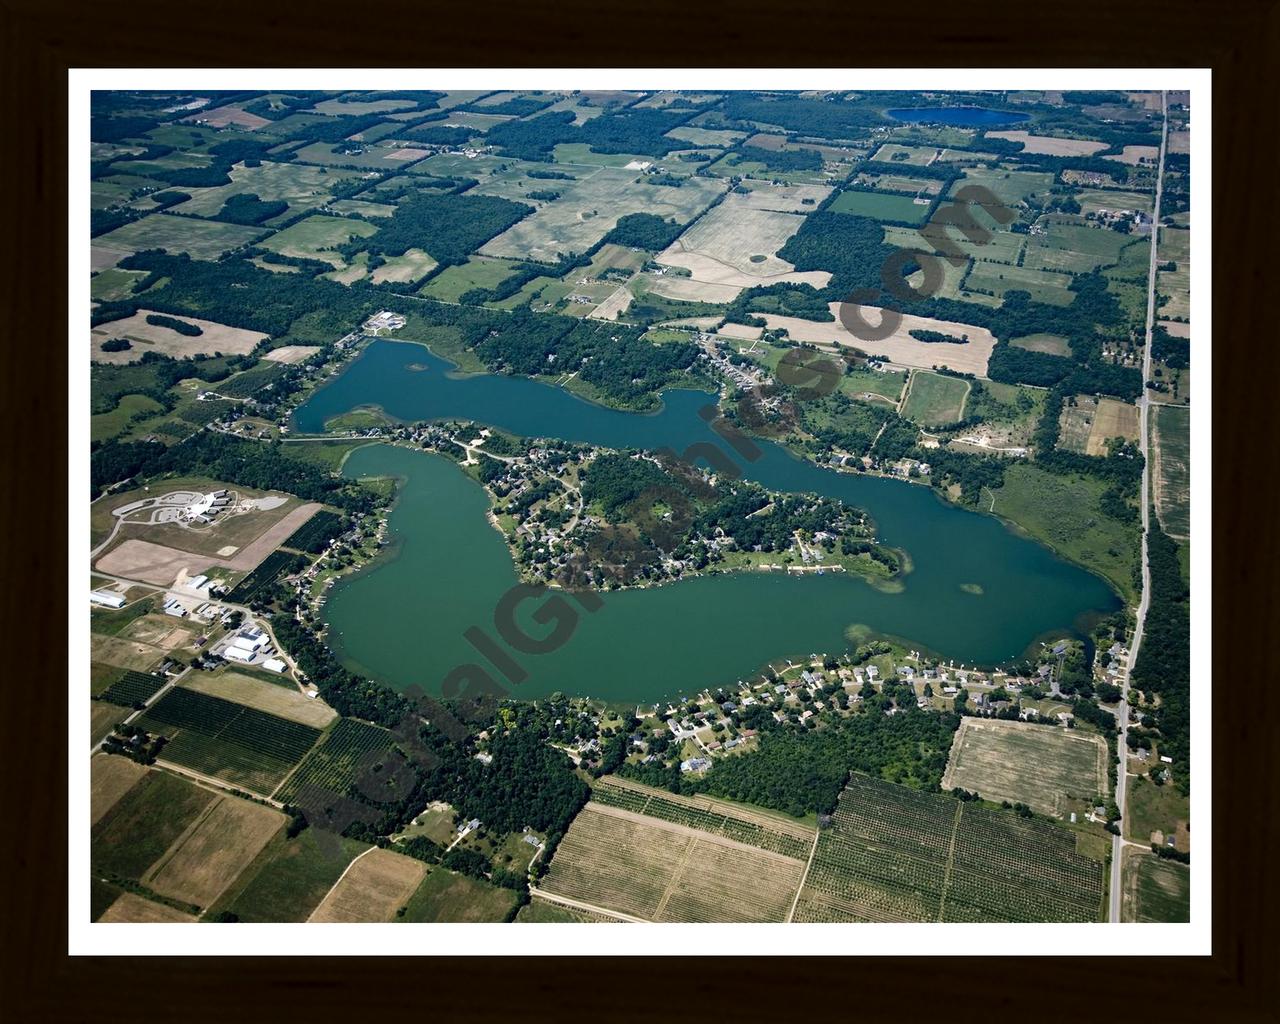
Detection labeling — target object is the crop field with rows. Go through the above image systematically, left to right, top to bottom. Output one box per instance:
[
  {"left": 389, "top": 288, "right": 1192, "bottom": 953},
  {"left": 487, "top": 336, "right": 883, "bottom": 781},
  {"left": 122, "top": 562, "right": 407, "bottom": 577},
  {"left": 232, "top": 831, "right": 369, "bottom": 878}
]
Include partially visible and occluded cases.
[
  {"left": 281, "top": 509, "right": 346, "bottom": 553},
  {"left": 225, "top": 550, "right": 305, "bottom": 604},
  {"left": 98, "top": 669, "right": 167, "bottom": 708},
  {"left": 137, "top": 687, "right": 322, "bottom": 795},
  {"left": 275, "top": 717, "right": 394, "bottom": 803},
  {"left": 791, "top": 774, "right": 1105, "bottom": 923},
  {"left": 593, "top": 777, "right": 814, "bottom": 859},
  {"left": 540, "top": 794, "right": 809, "bottom": 923}
]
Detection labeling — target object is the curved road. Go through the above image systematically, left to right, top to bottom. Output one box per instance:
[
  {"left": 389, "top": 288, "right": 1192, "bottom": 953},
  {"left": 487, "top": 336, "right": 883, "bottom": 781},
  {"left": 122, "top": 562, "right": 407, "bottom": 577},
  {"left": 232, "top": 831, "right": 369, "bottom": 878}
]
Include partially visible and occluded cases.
[{"left": 1109, "top": 89, "right": 1167, "bottom": 923}]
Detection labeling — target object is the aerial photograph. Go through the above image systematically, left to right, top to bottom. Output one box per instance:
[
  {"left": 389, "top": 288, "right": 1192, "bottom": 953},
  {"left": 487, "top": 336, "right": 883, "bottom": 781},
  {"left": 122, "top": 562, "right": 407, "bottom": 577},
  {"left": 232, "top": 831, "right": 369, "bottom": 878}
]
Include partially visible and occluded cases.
[{"left": 83, "top": 84, "right": 1195, "bottom": 931}]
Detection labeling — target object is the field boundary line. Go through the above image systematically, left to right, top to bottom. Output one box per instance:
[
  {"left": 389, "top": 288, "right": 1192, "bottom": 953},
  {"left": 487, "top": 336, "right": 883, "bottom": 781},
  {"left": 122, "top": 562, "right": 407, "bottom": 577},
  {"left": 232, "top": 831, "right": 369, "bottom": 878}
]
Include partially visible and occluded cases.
[
  {"left": 154, "top": 759, "right": 285, "bottom": 808},
  {"left": 140, "top": 793, "right": 224, "bottom": 889},
  {"left": 936, "top": 801, "right": 964, "bottom": 922},
  {"left": 586, "top": 803, "right": 805, "bottom": 865},
  {"left": 786, "top": 827, "right": 822, "bottom": 924},
  {"left": 651, "top": 836, "right": 698, "bottom": 921},
  {"left": 306, "top": 845, "right": 377, "bottom": 923},
  {"left": 528, "top": 887, "right": 644, "bottom": 924}
]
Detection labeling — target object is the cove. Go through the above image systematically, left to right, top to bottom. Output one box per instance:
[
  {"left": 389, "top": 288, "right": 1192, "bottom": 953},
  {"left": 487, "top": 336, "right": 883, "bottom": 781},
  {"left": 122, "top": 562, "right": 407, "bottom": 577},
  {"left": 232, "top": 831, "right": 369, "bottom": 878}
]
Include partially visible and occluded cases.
[
  {"left": 885, "top": 106, "right": 1028, "bottom": 127},
  {"left": 296, "top": 340, "right": 1120, "bottom": 702}
]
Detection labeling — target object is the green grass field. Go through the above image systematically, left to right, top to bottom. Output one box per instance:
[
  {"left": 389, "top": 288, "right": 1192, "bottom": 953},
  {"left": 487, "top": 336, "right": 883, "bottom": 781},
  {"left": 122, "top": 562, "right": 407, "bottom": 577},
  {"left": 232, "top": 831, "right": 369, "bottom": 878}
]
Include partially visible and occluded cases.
[
  {"left": 955, "top": 167, "right": 1055, "bottom": 207},
  {"left": 830, "top": 189, "right": 931, "bottom": 224},
  {"left": 94, "top": 213, "right": 266, "bottom": 261},
  {"left": 260, "top": 215, "right": 378, "bottom": 269},
  {"left": 1023, "top": 218, "right": 1137, "bottom": 274},
  {"left": 418, "top": 257, "right": 524, "bottom": 301},
  {"left": 964, "top": 263, "right": 1075, "bottom": 306},
  {"left": 91, "top": 268, "right": 149, "bottom": 301},
  {"left": 1010, "top": 333, "right": 1071, "bottom": 356},
  {"left": 841, "top": 367, "right": 907, "bottom": 403},
  {"left": 902, "top": 371, "right": 970, "bottom": 426},
  {"left": 90, "top": 394, "right": 166, "bottom": 442},
  {"left": 1153, "top": 404, "right": 1190, "bottom": 539},
  {"left": 991, "top": 463, "right": 1140, "bottom": 604},
  {"left": 1125, "top": 774, "right": 1190, "bottom": 848},
  {"left": 219, "top": 829, "right": 370, "bottom": 922},
  {"left": 1124, "top": 851, "right": 1190, "bottom": 923},
  {"left": 397, "top": 868, "right": 518, "bottom": 922}
]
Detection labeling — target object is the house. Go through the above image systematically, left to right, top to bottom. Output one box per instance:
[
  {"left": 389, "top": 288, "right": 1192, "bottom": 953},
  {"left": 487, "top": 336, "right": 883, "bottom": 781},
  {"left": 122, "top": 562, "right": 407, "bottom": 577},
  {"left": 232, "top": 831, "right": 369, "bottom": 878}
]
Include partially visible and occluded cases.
[
  {"left": 1160, "top": 755, "right": 1173, "bottom": 764},
  {"left": 680, "top": 757, "right": 711, "bottom": 773}
]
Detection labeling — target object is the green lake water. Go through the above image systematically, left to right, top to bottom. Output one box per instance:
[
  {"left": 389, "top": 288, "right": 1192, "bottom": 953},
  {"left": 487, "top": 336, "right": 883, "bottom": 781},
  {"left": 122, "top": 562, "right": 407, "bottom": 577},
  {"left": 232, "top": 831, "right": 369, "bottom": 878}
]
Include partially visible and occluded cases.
[{"left": 294, "top": 340, "right": 1120, "bottom": 703}]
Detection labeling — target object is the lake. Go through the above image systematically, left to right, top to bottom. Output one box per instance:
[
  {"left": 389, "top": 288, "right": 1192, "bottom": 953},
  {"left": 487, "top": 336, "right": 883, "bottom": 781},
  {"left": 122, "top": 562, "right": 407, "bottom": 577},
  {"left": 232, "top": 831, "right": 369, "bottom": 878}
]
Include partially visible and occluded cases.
[
  {"left": 886, "top": 106, "right": 1029, "bottom": 127},
  {"left": 296, "top": 340, "right": 1119, "bottom": 703}
]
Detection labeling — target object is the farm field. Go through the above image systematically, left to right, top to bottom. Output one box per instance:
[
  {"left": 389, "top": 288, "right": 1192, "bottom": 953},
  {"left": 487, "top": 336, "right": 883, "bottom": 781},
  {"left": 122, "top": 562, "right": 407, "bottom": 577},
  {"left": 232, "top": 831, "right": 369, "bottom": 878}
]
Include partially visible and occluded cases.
[
  {"left": 986, "top": 131, "right": 1106, "bottom": 156},
  {"left": 292, "top": 141, "right": 430, "bottom": 172},
  {"left": 870, "top": 143, "right": 938, "bottom": 165},
  {"left": 168, "top": 160, "right": 361, "bottom": 219},
  {"left": 481, "top": 167, "right": 724, "bottom": 262},
  {"left": 953, "top": 167, "right": 1055, "bottom": 207},
  {"left": 854, "top": 172, "right": 941, "bottom": 196},
  {"left": 1075, "top": 188, "right": 1153, "bottom": 217},
  {"left": 829, "top": 189, "right": 931, "bottom": 224},
  {"left": 656, "top": 196, "right": 829, "bottom": 292},
  {"left": 94, "top": 212, "right": 265, "bottom": 262},
  {"left": 259, "top": 214, "right": 378, "bottom": 268},
  {"left": 1023, "top": 219, "right": 1137, "bottom": 274},
  {"left": 884, "top": 221, "right": 1025, "bottom": 267},
  {"left": 1157, "top": 225, "right": 1191, "bottom": 321},
  {"left": 369, "top": 247, "right": 437, "bottom": 285},
  {"left": 418, "top": 256, "right": 525, "bottom": 302},
  {"left": 964, "top": 262, "right": 1075, "bottom": 306},
  {"left": 90, "top": 267, "right": 149, "bottom": 301},
  {"left": 758, "top": 301, "right": 997, "bottom": 377},
  {"left": 91, "top": 310, "right": 267, "bottom": 364},
  {"left": 1011, "top": 333, "right": 1071, "bottom": 356},
  {"left": 901, "top": 370, "right": 970, "bottom": 426},
  {"left": 90, "top": 394, "right": 167, "bottom": 442},
  {"left": 1087, "top": 398, "right": 1141, "bottom": 455},
  {"left": 1152, "top": 404, "right": 1191, "bottom": 539},
  {"left": 224, "top": 548, "right": 304, "bottom": 603},
  {"left": 97, "top": 669, "right": 167, "bottom": 708},
  {"left": 182, "top": 672, "right": 337, "bottom": 728},
  {"left": 138, "top": 687, "right": 322, "bottom": 795},
  {"left": 275, "top": 717, "right": 394, "bottom": 804},
  {"left": 941, "top": 718, "right": 1109, "bottom": 816},
  {"left": 90, "top": 754, "right": 150, "bottom": 826},
  {"left": 92, "top": 769, "right": 217, "bottom": 882},
  {"left": 791, "top": 773, "right": 1105, "bottom": 922},
  {"left": 1125, "top": 775, "right": 1191, "bottom": 851},
  {"left": 592, "top": 776, "right": 817, "bottom": 858},
  {"left": 143, "top": 795, "right": 285, "bottom": 909},
  {"left": 539, "top": 803, "right": 806, "bottom": 923},
  {"left": 219, "top": 828, "right": 370, "bottom": 922},
  {"left": 308, "top": 847, "right": 428, "bottom": 923},
  {"left": 1122, "top": 849, "right": 1190, "bottom": 923},
  {"left": 398, "top": 868, "right": 518, "bottom": 923},
  {"left": 98, "top": 891, "right": 198, "bottom": 923}
]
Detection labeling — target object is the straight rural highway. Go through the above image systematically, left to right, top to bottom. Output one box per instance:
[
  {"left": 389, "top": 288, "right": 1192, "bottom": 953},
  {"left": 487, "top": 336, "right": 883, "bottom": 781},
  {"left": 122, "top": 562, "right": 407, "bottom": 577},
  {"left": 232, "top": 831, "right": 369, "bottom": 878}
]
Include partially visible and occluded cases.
[{"left": 1109, "top": 89, "right": 1167, "bottom": 924}]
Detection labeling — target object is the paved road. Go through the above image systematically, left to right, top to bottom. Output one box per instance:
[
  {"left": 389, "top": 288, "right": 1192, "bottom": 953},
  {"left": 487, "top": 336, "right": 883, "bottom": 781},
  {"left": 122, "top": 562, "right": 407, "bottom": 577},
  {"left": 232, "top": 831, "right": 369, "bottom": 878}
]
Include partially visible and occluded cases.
[{"left": 1109, "top": 89, "right": 1168, "bottom": 924}]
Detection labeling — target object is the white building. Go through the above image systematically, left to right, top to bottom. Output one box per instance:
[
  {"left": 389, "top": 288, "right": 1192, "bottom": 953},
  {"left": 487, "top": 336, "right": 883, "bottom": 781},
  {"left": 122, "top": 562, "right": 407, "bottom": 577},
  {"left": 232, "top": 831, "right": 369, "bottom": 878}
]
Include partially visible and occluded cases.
[
  {"left": 89, "top": 590, "right": 126, "bottom": 609},
  {"left": 224, "top": 646, "right": 254, "bottom": 663},
  {"left": 262, "top": 658, "right": 287, "bottom": 673}
]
